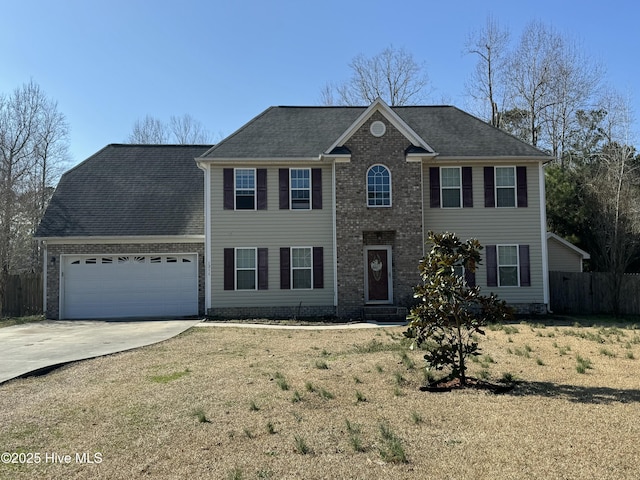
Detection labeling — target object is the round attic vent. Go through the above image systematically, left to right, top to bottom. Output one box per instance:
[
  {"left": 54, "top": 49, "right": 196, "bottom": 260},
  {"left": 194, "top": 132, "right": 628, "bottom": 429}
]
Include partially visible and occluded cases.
[{"left": 370, "top": 120, "right": 386, "bottom": 137}]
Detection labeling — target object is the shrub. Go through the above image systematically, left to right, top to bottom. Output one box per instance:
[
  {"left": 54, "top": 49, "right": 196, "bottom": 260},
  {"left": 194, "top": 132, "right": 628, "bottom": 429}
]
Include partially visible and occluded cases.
[{"left": 405, "top": 232, "right": 513, "bottom": 386}]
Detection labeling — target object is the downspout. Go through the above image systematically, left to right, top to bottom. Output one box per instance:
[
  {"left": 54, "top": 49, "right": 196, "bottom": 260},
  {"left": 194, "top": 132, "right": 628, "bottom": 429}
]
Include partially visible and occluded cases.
[
  {"left": 332, "top": 160, "right": 338, "bottom": 310},
  {"left": 197, "top": 161, "right": 212, "bottom": 314},
  {"left": 539, "top": 162, "right": 550, "bottom": 311},
  {"left": 42, "top": 240, "right": 47, "bottom": 317}
]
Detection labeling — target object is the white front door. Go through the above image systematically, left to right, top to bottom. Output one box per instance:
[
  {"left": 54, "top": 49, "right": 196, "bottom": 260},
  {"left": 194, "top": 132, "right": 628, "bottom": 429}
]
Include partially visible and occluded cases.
[{"left": 61, "top": 254, "right": 198, "bottom": 319}]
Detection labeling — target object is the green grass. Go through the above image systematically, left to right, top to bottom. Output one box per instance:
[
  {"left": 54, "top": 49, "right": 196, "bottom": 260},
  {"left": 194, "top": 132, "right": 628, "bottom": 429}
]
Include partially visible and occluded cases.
[
  {"left": 576, "top": 354, "right": 593, "bottom": 374},
  {"left": 314, "top": 360, "right": 329, "bottom": 370},
  {"left": 149, "top": 369, "right": 190, "bottom": 383},
  {"left": 273, "top": 371, "right": 289, "bottom": 391},
  {"left": 318, "top": 387, "right": 334, "bottom": 400},
  {"left": 355, "top": 390, "right": 367, "bottom": 403},
  {"left": 191, "top": 408, "right": 210, "bottom": 423},
  {"left": 411, "top": 411, "right": 423, "bottom": 424},
  {"left": 345, "top": 419, "right": 365, "bottom": 452},
  {"left": 266, "top": 421, "right": 276, "bottom": 434},
  {"left": 378, "top": 422, "right": 407, "bottom": 463},
  {"left": 293, "top": 435, "right": 310, "bottom": 454}
]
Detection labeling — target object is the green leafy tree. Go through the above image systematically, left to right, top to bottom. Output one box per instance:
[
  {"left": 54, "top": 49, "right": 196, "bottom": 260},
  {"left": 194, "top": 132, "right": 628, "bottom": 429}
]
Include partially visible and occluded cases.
[{"left": 405, "top": 232, "right": 513, "bottom": 386}]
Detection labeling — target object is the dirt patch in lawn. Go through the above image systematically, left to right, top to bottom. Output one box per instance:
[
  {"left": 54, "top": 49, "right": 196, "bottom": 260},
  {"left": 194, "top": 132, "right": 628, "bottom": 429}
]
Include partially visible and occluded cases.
[{"left": 1, "top": 321, "right": 639, "bottom": 479}]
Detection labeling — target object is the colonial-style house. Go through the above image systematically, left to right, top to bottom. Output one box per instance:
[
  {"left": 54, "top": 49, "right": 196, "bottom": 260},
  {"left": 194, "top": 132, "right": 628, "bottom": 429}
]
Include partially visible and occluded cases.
[
  {"left": 196, "top": 98, "right": 552, "bottom": 320},
  {"left": 36, "top": 99, "right": 553, "bottom": 320}
]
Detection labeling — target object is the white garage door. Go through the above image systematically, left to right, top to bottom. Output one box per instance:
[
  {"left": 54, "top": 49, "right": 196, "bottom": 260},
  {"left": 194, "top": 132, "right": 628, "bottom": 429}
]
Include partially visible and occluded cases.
[{"left": 62, "top": 254, "right": 198, "bottom": 319}]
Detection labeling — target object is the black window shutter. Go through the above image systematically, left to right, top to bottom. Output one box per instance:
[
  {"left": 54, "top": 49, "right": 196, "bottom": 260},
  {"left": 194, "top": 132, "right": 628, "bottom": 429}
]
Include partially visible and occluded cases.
[
  {"left": 516, "top": 166, "right": 528, "bottom": 207},
  {"left": 429, "top": 167, "right": 440, "bottom": 208},
  {"left": 462, "top": 167, "right": 473, "bottom": 208},
  {"left": 484, "top": 167, "right": 495, "bottom": 208},
  {"left": 312, "top": 168, "right": 322, "bottom": 209},
  {"left": 223, "top": 169, "right": 234, "bottom": 210},
  {"left": 257, "top": 169, "right": 267, "bottom": 210},
  {"left": 279, "top": 169, "right": 289, "bottom": 210},
  {"left": 486, "top": 245, "right": 497, "bottom": 287},
  {"left": 519, "top": 245, "right": 531, "bottom": 286},
  {"left": 280, "top": 247, "right": 290, "bottom": 289},
  {"left": 313, "top": 247, "right": 324, "bottom": 289},
  {"left": 223, "top": 248, "right": 235, "bottom": 290},
  {"left": 258, "top": 248, "right": 268, "bottom": 290}
]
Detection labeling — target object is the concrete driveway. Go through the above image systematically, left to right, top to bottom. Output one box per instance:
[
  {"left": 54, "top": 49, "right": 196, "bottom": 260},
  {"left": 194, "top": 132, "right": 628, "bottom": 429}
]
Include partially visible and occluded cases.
[{"left": 0, "top": 319, "right": 201, "bottom": 384}]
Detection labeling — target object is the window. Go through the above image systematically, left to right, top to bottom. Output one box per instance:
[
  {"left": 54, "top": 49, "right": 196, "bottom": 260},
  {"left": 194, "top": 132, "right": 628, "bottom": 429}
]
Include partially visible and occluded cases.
[
  {"left": 367, "top": 165, "right": 391, "bottom": 207},
  {"left": 430, "top": 167, "right": 473, "bottom": 208},
  {"left": 441, "top": 167, "right": 461, "bottom": 208},
  {"left": 495, "top": 167, "right": 516, "bottom": 207},
  {"left": 279, "top": 168, "right": 322, "bottom": 210},
  {"left": 235, "top": 169, "right": 255, "bottom": 210},
  {"left": 290, "top": 169, "right": 311, "bottom": 209},
  {"left": 498, "top": 245, "right": 519, "bottom": 287},
  {"left": 280, "top": 246, "right": 323, "bottom": 290},
  {"left": 291, "top": 247, "right": 312, "bottom": 289},
  {"left": 235, "top": 248, "right": 256, "bottom": 290}
]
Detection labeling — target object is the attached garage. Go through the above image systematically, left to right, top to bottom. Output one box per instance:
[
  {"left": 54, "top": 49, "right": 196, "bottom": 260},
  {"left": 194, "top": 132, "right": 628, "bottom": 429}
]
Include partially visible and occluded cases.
[
  {"left": 35, "top": 145, "right": 212, "bottom": 319},
  {"left": 61, "top": 254, "right": 199, "bottom": 319}
]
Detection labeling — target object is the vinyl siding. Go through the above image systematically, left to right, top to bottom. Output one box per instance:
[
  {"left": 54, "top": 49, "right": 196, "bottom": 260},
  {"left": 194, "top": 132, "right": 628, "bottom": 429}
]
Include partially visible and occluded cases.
[
  {"left": 424, "top": 163, "right": 546, "bottom": 305},
  {"left": 210, "top": 164, "right": 334, "bottom": 308},
  {"left": 548, "top": 237, "right": 583, "bottom": 272}
]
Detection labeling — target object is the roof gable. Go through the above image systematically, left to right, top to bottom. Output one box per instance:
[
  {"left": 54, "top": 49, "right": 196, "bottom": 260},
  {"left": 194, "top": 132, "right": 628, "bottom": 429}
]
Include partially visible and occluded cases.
[{"left": 324, "top": 98, "right": 435, "bottom": 155}]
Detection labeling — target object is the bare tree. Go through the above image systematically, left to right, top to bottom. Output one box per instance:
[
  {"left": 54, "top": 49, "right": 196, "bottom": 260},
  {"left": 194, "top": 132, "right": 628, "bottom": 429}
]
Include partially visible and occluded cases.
[
  {"left": 464, "top": 16, "right": 510, "bottom": 127},
  {"left": 505, "top": 20, "right": 562, "bottom": 149},
  {"left": 541, "top": 38, "right": 603, "bottom": 162},
  {"left": 320, "top": 46, "right": 430, "bottom": 106},
  {"left": 0, "top": 80, "right": 69, "bottom": 308},
  {"left": 581, "top": 96, "right": 639, "bottom": 314},
  {"left": 128, "top": 114, "right": 213, "bottom": 144},
  {"left": 169, "top": 114, "right": 213, "bottom": 144},
  {"left": 127, "top": 115, "right": 170, "bottom": 143}
]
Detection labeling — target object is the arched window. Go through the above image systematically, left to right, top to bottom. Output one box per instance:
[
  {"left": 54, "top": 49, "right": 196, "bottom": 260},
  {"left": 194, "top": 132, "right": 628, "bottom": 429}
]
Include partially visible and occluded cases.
[{"left": 367, "top": 165, "right": 391, "bottom": 207}]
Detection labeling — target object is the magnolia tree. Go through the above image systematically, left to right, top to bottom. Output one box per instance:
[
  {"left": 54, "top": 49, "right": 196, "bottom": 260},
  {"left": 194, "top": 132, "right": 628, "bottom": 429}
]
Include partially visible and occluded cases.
[{"left": 405, "top": 232, "right": 513, "bottom": 386}]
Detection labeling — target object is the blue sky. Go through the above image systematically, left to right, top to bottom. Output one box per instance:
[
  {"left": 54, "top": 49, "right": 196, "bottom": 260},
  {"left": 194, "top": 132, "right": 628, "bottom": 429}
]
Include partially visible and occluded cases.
[{"left": 1, "top": 0, "right": 638, "bottom": 167}]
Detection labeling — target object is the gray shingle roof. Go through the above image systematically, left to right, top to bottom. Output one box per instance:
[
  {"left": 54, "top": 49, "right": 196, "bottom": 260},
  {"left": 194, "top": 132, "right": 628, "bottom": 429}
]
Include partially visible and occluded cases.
[
  {"left": 201, "top": 105, "right": 549, "bottom": 159},
  {"left": 35, "top": 144, "right": 212, "bottom": 238}
]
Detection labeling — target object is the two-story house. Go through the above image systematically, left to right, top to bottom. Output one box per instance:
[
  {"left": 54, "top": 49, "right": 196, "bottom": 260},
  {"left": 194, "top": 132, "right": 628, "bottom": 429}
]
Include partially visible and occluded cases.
[
  {"left": 36, "top": 99, "right": 552, "bottom": 320},
  {"left": 196, "top": 99, "right": 552, "bottom": 319}
]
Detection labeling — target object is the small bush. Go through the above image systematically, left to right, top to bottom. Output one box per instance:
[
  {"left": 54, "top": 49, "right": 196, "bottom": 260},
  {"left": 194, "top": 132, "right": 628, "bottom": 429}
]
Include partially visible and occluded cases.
[
  {"left": 355, "top": 390, "right": 367, "bottom": 403},
  {"left": 249, "top": 400, "right": 259, "bottom": 411}
]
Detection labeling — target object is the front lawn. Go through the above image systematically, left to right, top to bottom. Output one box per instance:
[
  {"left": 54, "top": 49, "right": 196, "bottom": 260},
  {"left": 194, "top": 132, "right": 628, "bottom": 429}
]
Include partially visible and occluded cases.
[{"left": 1, "top": 320, "right": 639, "bottom": 479}]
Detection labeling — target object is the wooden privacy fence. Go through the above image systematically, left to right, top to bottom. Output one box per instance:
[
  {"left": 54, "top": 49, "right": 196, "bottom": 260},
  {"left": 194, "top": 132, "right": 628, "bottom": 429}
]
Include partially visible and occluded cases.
[
  {"left": 549, "top": 271, "right": 640, "bottom": 315},
  {"left": 2, "top": 273, "right": 43, "bottom": 317}
]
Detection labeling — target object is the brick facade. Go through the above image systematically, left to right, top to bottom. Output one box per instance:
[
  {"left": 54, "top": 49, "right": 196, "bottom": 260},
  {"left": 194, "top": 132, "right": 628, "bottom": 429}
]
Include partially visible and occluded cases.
[
  {"left": 335, "top": 112, "right": 423, "bottom": 318},
  {"left": 45, "top": 242, "right": 205, "bottom": 319}
]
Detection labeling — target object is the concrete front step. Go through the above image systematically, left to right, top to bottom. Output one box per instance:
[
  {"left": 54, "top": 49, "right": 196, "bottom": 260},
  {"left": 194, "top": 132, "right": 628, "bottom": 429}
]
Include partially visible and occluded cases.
[{"left": 362, "top": 306, "right": 408, "bottom": 323}]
